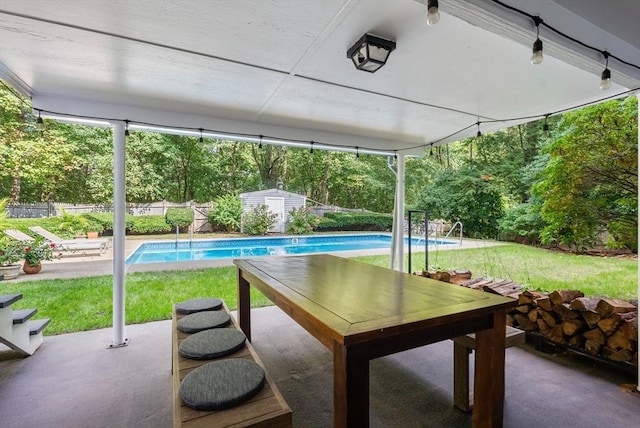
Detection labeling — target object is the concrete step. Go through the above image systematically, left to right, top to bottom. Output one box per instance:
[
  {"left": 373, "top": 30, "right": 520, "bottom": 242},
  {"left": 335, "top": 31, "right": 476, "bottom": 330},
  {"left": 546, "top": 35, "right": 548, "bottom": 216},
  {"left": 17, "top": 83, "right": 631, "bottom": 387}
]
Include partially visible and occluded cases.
[
  {"left": 0, "top": 294, "right": 23, "bottom": 308},
  {"left": 12, "top": 309, "right": 37, "bottom": 324},
  {"left": 29, "top": 318, "right": 51, "bottom": 336}
]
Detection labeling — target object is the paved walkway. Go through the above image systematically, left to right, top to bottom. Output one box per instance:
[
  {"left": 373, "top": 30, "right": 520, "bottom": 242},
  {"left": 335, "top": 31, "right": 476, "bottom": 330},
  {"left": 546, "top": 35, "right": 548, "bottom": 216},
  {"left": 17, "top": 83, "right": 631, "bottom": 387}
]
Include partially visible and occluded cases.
[{"left": 6, "top": 236, "right": 503, "bottom": 282}]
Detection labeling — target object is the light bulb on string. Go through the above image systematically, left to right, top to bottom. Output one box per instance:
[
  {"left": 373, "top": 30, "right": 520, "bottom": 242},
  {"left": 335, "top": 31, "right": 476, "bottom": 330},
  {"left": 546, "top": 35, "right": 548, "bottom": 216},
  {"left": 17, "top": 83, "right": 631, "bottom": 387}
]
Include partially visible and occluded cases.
[
  {"left": 426, "top": 0, "right": 440, "bottom": 26},
  {"left": 530, "top": 16, "right": 543, "bottom": 65},
  {"left": 600, "top": 52, "right": 611, "bottom": 90},
  {"left": 36, "top": 110, "right": 45, "bottom": 130},
  {"left": 542, "top": 115, "right": 550, "bottom": 133},
  {"left": 124, "top": 120, "right": 130, "bottom": 137},
  {"left": 476, "top": 122, "right": 482, "bottom": 138},
  {"left": 199, "top": 128, "right": 204, "bottom": 143},
  {"left": 258, "top": 135, "right": 263, "bottom": 149},
  {"left": 310, "top": 142, "right": 314, "bottom": 154},
  {"left": 429, "top": 144, "right": 434, "bottom": 156},
  {"left": 356, "top": 147, "right": 360, "bottom": 159}
]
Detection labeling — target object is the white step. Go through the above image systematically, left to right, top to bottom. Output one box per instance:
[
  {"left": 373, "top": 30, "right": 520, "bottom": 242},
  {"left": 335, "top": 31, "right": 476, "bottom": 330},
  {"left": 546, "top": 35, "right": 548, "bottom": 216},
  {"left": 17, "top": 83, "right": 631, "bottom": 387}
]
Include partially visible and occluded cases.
[{"left": 0, "top": 294, "right": 49, "bottom": 356}]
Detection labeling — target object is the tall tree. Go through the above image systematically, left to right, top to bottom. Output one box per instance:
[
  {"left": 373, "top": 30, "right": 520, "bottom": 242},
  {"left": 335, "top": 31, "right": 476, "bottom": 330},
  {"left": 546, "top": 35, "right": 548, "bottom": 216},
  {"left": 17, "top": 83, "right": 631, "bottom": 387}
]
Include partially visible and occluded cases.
[{"left": 533, "top": 97, "right": 638, "bottom": 251}]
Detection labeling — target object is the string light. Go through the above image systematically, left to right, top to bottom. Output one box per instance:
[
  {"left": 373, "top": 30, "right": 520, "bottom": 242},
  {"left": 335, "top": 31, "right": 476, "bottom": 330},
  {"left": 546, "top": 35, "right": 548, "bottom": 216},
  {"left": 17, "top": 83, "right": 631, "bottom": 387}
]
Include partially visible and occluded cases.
[
  {"left": 426, "top": 0, "right": 440, "bottom": 26},
  {"left": 530, "top": 16, "right": 543, "bottom": 65},
  {"left": 600, "top": 52, "right": 611, "bottom": 91},
  {"left": 23, "top": 84, "right": 637, "bottom": 158},
  {"left": 36, "top": 110, "right": 45, "bottom": 130},
  {"left": 542, "top": 114, "right": 549, "bottom": 133},
  {"left": 124, "top": 120, "right": 130, "bottom": 136},
  {"left": 476, "top": 121, "right": 482, "bottom": 137},
  {"left": 199, "top": 128, "right": 204, "bottom": 143},
  {"left": 310, "top": 141, "right": 314, "bottom": 154},
  {"left": 429, "top": 144, "right": 434, "bottom": 156},
  {"left": 356, "top": 146, "right": 360, "bottom": 159}
]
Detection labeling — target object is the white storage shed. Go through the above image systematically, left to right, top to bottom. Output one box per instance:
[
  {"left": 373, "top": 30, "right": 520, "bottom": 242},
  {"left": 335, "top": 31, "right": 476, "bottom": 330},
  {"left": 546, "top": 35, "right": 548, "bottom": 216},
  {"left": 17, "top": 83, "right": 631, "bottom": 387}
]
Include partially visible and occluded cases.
[{"left": 239, "top": 188, "right": 307, "bottom": 233}]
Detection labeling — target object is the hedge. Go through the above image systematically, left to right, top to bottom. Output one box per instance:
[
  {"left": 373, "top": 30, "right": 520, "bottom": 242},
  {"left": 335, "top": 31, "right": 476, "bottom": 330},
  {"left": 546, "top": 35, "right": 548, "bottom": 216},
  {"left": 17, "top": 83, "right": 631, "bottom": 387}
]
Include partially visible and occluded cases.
[{"left": 315, "top": 212, "right": 393, "bottom": 232}]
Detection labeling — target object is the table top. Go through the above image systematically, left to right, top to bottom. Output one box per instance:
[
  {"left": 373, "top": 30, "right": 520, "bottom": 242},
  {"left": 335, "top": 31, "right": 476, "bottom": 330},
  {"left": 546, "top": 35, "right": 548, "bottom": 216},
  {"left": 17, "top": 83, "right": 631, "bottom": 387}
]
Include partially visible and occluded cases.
[{"left": 235, "top": 254, "right": 515, "bottom": 346}]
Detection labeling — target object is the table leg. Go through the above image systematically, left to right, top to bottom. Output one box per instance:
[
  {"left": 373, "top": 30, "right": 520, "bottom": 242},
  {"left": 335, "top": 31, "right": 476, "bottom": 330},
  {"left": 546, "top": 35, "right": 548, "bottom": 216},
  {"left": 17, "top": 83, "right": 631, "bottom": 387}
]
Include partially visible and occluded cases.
[
  {"left": 237, "top": 269, "right": 252, "bottom": 342},
  {"left": 472, "top": 310, "right": 506, "bottom": 428},
  {"left": 453, "top": 341, "right": 472, "bottom": 412},
  {"left": 334, "top": 343, "right": 369, "bottom": 428}
]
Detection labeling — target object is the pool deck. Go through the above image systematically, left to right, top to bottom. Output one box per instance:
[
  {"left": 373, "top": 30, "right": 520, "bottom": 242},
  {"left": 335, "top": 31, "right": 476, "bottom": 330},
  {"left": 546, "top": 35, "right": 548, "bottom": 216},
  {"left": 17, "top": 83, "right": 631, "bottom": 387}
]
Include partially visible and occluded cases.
[{"left": 5, "top": 236, "right": 503, "bottom": 283}]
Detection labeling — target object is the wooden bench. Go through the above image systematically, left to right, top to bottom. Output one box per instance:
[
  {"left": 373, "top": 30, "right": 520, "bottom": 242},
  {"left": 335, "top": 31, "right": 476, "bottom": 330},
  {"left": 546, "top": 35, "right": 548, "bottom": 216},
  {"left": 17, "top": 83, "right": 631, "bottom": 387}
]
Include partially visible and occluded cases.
[
  {"left": 172, "top": 303, "right": 292, "bottom": 427},
  {"left": 452, "top": 325, "right": 525, "bottom": 412}
]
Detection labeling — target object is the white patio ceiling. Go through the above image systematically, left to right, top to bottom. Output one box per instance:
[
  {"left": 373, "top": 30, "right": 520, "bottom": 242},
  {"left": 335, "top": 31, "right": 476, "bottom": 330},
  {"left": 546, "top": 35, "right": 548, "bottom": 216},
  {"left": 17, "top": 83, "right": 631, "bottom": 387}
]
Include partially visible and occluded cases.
[{"left": 0, "top": 0, "right": 639, "bottom": 155}]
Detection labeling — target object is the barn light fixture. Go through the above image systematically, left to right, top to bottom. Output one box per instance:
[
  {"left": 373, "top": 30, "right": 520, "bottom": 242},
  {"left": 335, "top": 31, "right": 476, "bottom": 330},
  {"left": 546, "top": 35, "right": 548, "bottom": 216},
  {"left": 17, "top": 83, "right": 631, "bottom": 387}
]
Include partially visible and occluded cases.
[
  {"left": 426, "top": 0, "right": 440, "bottom": 26},
  {"left": 530, "top": 16, "right": 544, "bottom": 65},
  {"left": 347, "top": 33, "right": 396, "bottom": 73},
  {"left": 600, "top": 52, "right": 611, "bottom": 90}
]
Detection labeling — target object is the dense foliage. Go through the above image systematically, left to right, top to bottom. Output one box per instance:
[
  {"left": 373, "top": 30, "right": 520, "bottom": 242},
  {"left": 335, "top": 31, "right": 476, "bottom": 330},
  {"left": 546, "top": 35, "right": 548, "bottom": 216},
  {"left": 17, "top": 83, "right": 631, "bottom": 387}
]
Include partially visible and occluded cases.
[
  {"left": 533, "top": 97, "right": 638, "bottom": 251},
  {"left": 414, "top": 166, "right": 505, "bottom": 238},
  {"left": 208, "top": 194, "right": 243, "bottom": 232},
  {"left": 242, "top": 205, "right": 277, "bottom": 235},
  {"left": 165, "top": 207, "right": 194, "bottom": 229},
  {"left": 286, "top": 207, "right": 320, "bottom": 234},
  {"left": 316, "top": 212, "right": 393, "bottom": 232}
]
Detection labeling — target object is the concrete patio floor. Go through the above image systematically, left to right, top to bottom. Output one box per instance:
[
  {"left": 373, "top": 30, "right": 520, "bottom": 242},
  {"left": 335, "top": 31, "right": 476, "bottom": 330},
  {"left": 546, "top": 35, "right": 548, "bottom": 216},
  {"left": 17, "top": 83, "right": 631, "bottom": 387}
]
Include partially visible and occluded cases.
[{"left": 1, "top": 306, "right": 638, "bottom": 428}]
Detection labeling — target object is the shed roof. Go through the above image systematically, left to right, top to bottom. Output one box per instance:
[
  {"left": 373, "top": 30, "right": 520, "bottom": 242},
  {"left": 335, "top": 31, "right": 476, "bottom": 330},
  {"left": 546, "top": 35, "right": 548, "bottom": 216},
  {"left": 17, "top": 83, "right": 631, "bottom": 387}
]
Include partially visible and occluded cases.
[{"left": 239, "top": 189, "right": 307, "bottom": 200}]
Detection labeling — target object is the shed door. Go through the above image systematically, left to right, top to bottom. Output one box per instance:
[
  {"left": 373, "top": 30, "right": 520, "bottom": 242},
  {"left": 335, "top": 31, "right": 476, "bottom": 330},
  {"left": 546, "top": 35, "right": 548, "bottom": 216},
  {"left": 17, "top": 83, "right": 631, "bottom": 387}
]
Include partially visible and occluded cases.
[{"left": 265, "top": 197, "right": 285, "bottom": 233}]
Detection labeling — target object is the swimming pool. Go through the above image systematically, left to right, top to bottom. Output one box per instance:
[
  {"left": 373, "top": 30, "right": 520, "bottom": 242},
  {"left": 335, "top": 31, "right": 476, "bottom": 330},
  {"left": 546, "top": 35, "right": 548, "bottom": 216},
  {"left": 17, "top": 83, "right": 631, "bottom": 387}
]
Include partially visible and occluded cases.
[{"left": 126, "top": 233, "right": 455, "bottom": 265}]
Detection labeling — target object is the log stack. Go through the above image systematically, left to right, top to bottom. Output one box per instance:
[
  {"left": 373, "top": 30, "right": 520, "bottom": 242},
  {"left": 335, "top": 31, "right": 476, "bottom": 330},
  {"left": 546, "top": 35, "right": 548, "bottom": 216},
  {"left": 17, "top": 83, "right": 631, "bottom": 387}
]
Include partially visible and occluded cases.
[
  {"left": 417, "top": 272, "right": 638, "bottom": 367},
  {"left": 504, "top": 290, "right": 638, "bottom": 366}
]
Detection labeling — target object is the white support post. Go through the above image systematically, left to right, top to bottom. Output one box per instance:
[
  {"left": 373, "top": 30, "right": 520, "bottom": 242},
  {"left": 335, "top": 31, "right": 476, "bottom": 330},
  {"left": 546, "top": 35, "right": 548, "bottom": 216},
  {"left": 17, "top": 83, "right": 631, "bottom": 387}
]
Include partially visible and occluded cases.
[
  {"left": 110, "top": 121, "right": 127, "bottom": 348},
  {"left": 390, "top": 155, "right": 405, "bottom": 272},
  {"left": 397, "top": 155, "right": 405, "bottom": 271}
]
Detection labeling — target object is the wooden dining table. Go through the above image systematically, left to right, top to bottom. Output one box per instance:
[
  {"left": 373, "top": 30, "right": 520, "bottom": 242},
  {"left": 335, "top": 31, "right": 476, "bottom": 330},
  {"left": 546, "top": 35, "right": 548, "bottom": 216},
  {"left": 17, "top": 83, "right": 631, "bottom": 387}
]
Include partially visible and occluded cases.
[{"left": 234, "top": 254, "right": 516, "bottom": 428}]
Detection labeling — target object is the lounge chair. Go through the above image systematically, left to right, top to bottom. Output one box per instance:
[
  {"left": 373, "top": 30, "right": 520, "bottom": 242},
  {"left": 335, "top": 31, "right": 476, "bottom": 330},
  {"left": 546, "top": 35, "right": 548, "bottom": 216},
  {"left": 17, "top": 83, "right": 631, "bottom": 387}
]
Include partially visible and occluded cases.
[
  {"left": 27, "top": 226, "right": 109, "bottom": 254},
  {"left": 3, "top": 229, "right": 36, "bottom": 242}
]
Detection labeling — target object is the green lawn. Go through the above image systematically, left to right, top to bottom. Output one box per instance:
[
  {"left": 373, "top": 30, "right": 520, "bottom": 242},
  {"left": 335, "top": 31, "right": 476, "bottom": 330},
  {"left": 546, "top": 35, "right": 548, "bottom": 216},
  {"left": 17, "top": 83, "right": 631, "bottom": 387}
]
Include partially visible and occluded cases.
[
  {"left": 2, "top": 243, "right": 636, "bottom": 335},
  {"left": 356, "top": 243, "right": 638, "bottom": 300},
  {"left": 3, "top": 268, "right": 269, "bottom": 335}
]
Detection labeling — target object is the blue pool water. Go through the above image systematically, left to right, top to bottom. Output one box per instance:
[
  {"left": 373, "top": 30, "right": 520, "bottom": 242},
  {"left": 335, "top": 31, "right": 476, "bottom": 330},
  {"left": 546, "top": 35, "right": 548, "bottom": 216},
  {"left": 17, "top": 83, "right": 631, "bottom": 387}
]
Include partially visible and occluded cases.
[{"left": 126, "top": 234, "right": 455, "bottom": 265}]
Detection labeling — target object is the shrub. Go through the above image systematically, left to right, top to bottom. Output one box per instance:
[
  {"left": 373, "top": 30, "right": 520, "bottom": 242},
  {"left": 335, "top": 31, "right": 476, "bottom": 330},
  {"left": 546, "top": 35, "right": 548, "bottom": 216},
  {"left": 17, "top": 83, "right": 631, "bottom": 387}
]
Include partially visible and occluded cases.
[
  {"left": 208, "top": 195, "right": 242, "bottom": 232},
  {"left": 498, "top": 202, "right": 544, "bottom": 244},
  {"left": 242, "top": 205, "right": 277, "bottom": 235},
  {"left": 286, "top": 207, "right": 320, "bottom": 234},
  {"left": 166, "top": 208, "right": 194, "bottom": 230},
  {"left": 56, "top": 210, "right": 90, "bottom": 237},
  {"left": 315, "top": 212, "right": 393, "bottom": 232},
  {"left": 128, "top": 215, "right": 172, "bottom": 234}
]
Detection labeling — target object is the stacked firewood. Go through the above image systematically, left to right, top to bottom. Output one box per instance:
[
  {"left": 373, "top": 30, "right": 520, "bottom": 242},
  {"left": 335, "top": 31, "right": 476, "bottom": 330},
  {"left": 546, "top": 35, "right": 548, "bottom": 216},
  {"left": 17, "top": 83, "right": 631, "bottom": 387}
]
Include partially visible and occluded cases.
[
  {"left": 417, "top": 272, "right": 638, "bottom": 366},
  {"left": 507, "top": 289, "right": 638, "bottom": 365}
]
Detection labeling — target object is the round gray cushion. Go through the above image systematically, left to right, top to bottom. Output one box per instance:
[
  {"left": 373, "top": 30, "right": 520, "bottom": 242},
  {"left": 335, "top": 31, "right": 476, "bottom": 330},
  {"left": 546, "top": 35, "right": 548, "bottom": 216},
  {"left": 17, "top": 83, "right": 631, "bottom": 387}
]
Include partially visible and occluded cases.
[
  {"left": 175, "top": 298, "right": 223, "bottom": 314},
  {"left": 177, "top": 311, "right": 231, "bottom": 334},
  {"left": 179, "top": 329, "right": 246, "bottom": 360},
  {"left": 179, "top": 359, "right": 265, "bottom": 411}
]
